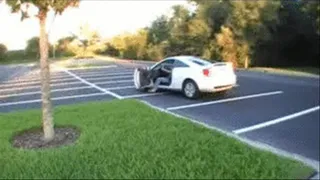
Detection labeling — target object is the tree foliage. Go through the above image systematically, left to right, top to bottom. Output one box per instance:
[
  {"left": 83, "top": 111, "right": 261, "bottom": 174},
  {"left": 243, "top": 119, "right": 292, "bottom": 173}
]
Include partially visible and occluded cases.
[
  {"left": 99, "top": 0, "right": 319, "bottom": 68},
  {"left": 25, "top": 36, "right": 40, "bottom": 57},
  {"left": 55, "top": 36, "right": 76, "bottom": 57},
  {"left": 0, "top": 43, "right": 8, "bottom": 61}
]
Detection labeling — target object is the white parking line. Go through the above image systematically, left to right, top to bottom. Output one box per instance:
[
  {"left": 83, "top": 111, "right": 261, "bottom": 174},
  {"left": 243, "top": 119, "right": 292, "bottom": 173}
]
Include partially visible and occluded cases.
[
  {"left": 56, "top": 65, "right": 123, "bottom": 99},
  {"left": 65, "top": 65, "right": 117, "bottom": 70},
  {"left": 73, "top": 70, "right": 133, "bottom": 76},
  {"left": 2, "top": 71, "right": 134, "bottom": 85},
  {"left": 77, "top": 72, "right": 133, "bottom": 78},
  {"left": 1, "top": 73, "right": 133, "bottom": 87},
  {"left": 4, "top": 74, "right": 71, "bottom": 83},
  {"left": 84, "top": 75, "right": 132, "bottom": 81},
  {"left": 0, "top": 77, "right": 77, "bottom": 88},
  {"left": 0, "top": 79, "right": 133, "bottom": 93},
  {"left": 95, "top": 79, "right": 133, "bottom": 85},
  {"left": 0, "top": 81, "right": 85, "bottom": 92},
  {"left": 0, "top": 86, "right": 93, "bottom": 98},
  {"left": 106, "top": 86, "right": 135, "bottom": 90},
  {"left": 166, "top": 91, "right": 283, "bottom": 111},
  {"left": 0, "top": 92, "right": 108, "bottom": 107},
  {"left": 122, "top": 92, "right": 167, "bottom": 99},
  {"left": 233, "top": 106, "right": 320, "bottom": 134}
]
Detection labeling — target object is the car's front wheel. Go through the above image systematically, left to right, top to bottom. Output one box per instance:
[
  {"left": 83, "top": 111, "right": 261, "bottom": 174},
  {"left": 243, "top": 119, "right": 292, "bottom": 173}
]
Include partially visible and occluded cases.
[{"left": 182, "top": 80, "right": 200, "bottom": 99}]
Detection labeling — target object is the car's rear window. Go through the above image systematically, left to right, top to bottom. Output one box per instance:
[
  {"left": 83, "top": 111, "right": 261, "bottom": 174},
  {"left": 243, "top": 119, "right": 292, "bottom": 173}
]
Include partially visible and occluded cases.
[{"left": 189, "top": 58, "right": 213, "bottom": 66}]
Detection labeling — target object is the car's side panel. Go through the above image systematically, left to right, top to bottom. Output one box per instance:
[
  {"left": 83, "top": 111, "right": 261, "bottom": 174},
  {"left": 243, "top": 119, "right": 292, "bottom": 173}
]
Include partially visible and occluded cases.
[
  {"left": 171, "top": 67, "right": 202, "bottom": 90},
  {"left": 170, "top": 68, "right": 184, "bottom": 90}
]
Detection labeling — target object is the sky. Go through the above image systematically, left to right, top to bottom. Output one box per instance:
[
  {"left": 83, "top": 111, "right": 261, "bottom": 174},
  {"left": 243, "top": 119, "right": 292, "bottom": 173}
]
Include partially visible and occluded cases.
[{"left": 0, "top": 0, "right": 192, "bottom": 50}]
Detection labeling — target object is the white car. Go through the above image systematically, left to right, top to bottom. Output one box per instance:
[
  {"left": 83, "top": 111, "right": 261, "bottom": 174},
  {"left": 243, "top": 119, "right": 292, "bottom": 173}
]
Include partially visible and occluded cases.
[{"left": 133, "top": 55, "right": 237, "bottom": 99}]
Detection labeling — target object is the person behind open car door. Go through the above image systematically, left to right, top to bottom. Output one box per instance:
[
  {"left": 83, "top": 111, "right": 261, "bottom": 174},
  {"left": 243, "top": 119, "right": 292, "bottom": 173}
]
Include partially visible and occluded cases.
[
  {"left": 149, "top": 64, "right": 172, "bottom": 92},
  {"left": 136, "top": 67, "right": 154, "bottom": 89}
]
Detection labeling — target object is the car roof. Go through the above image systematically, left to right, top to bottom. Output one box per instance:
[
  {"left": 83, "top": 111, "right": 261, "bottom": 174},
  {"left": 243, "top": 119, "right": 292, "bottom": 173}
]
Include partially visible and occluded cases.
[
  {"left": 164, "top": 55, "right": 212, "bottom": 67},
  {"left": 167, "top": 55, "right": 196, "bottom": 61}
]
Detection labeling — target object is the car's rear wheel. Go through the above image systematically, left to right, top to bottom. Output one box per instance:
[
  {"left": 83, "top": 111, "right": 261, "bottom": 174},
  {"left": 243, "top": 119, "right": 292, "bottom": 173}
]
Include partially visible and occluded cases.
[{"left": 182, "top": 80, "right": 199, "bottom": 99}]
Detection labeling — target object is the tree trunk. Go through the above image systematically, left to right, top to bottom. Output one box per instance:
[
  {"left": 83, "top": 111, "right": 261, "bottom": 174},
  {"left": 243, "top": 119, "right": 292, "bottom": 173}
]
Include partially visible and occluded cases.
[
  {"left": 39, "top": 9, "right": 54, "bottom": 142},
  {"left": 244, "top": 56, "right": 249, "bottom": 69}
]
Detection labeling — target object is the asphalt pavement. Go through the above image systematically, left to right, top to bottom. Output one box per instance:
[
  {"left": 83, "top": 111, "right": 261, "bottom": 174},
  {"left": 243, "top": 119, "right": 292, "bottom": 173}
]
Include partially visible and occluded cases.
[{"left": 0, "top": 60, "right": 319, "bottom": 172}]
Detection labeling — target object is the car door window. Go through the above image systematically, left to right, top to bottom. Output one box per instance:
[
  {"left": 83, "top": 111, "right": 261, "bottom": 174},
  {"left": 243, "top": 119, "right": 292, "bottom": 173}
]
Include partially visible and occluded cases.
[
  {"left": 153, "top": 59, "right": 174, "bottom": 70},
  {"left": 163, "top": 59, "right": 174, "bottom": 66},
  {"left": 173, "top": 60, "right": 189, "bottom": 68}
]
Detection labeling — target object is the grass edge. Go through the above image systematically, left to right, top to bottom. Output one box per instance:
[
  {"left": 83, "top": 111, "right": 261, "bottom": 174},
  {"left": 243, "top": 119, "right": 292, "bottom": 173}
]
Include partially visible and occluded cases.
[
  {"left": 244, "top": 67, "right": 320, "bottom": 78},
  {"left": 0, "top": 98, "right": 318, "bottom": 179},
  {"left": 137, "top": 99, "right": 319, "bottom": 179}
]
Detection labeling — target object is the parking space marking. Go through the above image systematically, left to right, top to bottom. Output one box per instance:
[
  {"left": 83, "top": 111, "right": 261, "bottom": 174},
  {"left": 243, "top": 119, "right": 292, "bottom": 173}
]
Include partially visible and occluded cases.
[
  {"left": 65, "top": 65, "right": 117, "bottom": 70},
  {"left": 57, "top": 66, "right": 123, "bottom": 99},
  {"left": 73, "top": 70, "right": 133, "bottom": 76},
  {"left": 1, "top": 71, "right": 134, "bottom": 86},
  {"left": 0, "top": 72, "right": 134, "bottom": 87},
  {"left": 75, "top": 72, "right": 133, "bottom": 78},
  {"left": 5, "top": 75, "right": 73, "bottom": 83},
  {"left": 83, "top": 75, "right": 132, "bottom": 81},
  {"left": 0, "top": 77, "right": 78, "bottom": 87},
  {"left": 0, "top": 79, "right": 134, "bottom": 93},
  {"left": 95, "top": 79, "right": 133, "bottom": 85},
  {"left": 0, "top": 81, "right": 85, "bottom": 92},
  {"left": 0, "top": 86, "right": 93, "bottom": 98},
  {"left": 106, "top": 86, "right": 135, "bottom": 90},
  {"left": 166, "top": 91, "right": 283, "bottom": 111},
  {"left": 0, "top": 92, "right": 108, "bottom": 107},
  {"left": 122, "top": 92, "right": 167, "bottom": 99},
  {"left": 233, "top": 106, "right": 320, "bottom": 135}
]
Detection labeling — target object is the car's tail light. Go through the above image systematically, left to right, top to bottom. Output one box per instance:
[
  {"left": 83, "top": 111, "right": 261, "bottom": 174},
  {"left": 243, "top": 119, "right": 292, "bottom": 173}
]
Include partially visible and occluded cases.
[{"left": 203, "top": 69, "right": 210, "bottom": 76}]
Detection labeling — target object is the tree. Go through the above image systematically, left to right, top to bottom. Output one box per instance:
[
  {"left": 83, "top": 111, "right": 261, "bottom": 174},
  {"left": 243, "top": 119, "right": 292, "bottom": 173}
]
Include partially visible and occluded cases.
[
  {"left": 5, "top": 0, "right": 79, "bottom": 142},
  {"left": 147, "top": 15, "right": 170, "bottom": 45},
  {"left": 77, "top": 23, "right": 101, "bottom": 57},
  {"left": 215, "top": 26, "right": 239, "bottom": 67},
  {"left": 25, "top": 36, "right": 40, "bottom": 58},
  {"left": 56, "top": 36, "right": 76, "bottom": 57},
  {"left": 97, "top": 42, "right": 120, "bottom": 57},
  {"left": 0, "top": 43, "right": 8, "bottom": 61}
]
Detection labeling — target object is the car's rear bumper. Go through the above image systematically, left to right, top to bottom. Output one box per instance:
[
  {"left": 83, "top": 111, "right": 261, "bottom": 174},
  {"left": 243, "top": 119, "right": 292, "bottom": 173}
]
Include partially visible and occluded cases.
[{"left": 197, "top": 74, "right": 237, "bottom": 92}]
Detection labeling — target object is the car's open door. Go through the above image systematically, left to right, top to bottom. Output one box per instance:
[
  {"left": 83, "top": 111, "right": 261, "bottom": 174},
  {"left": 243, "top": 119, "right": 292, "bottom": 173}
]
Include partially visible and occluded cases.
[{"left": 133, "top": 67, "right": 153, "bottom": 91}]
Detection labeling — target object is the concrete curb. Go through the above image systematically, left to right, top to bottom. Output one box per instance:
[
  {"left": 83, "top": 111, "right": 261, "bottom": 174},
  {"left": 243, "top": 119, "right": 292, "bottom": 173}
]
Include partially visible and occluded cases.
[
  {"left": 98, "top": 58, "right": 319, "bottom": 80},
  {"left": 139, "top": 100, "right": 319, "bottom": 179}
]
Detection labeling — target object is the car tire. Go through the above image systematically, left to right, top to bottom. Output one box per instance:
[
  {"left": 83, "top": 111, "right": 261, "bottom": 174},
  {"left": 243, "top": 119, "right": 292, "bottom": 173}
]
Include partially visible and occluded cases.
[{"left": 182, "top": 80, "right": 200, "bottom": 99}]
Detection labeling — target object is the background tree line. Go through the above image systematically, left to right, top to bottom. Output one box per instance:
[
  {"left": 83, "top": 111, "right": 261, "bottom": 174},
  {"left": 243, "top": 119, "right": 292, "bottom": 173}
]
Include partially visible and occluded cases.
[
  {"left": 1, "top": 0, "right": 319, "bottom": 68},
  {"left": 99, "top": 0, "right": 320, "bottom": 68},
  {"left": 0, "top": 23, "right": 101, "bottom": 62},
  {"left": 0, "top": 36, "right": 69, "bottom": 63}
]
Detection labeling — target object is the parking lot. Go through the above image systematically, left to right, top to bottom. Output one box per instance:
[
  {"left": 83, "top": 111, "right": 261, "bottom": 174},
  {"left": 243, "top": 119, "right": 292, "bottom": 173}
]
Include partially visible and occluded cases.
[{"left": 0, "top": 61, "right": 319, "bottom": 167}]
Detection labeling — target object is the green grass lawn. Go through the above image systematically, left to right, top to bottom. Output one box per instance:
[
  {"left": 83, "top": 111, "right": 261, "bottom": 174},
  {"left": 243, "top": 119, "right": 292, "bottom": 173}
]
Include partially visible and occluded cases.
[
  {"left": 248, "top": 67, "right": 320, "bottom": 77},
  {"left": 0, "top": 99, "right": 315, "bottom": 179}
]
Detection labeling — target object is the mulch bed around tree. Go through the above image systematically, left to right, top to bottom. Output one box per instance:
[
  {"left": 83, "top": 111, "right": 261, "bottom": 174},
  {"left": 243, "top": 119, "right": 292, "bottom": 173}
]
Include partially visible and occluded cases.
[{"left": 12, "top": 126, "right": 80, "bottom": 150}]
